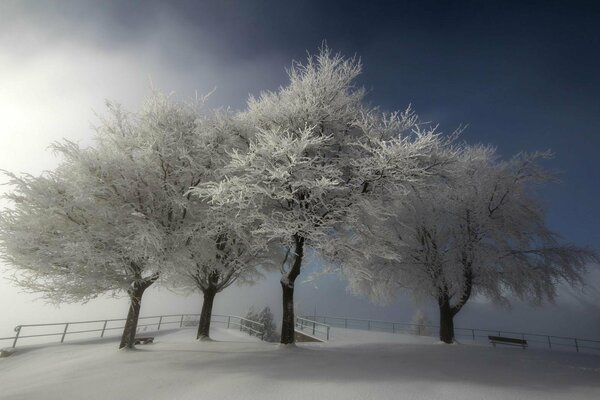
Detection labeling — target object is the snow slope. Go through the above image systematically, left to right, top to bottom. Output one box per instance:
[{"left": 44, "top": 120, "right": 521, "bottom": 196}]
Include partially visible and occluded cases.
[{"left": 1, "top": 327, "right": 599, "bottom": 400}]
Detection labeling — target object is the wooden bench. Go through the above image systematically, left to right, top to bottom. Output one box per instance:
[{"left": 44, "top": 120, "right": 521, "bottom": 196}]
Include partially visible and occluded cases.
[
  {"left": 488, "top": 335, "right": 527, "bottom": 349},
  {"left": 134, "top": 337, "right": 154, "bottom": 345}
]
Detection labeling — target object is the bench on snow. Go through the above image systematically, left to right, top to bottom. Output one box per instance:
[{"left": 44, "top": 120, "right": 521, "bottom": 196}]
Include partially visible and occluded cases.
[
  {"left": 488, "top": 335, "right": 527, "bottom": 349},
  {"left": 134, "top": 337, "right": 154, "bottom": 345}
]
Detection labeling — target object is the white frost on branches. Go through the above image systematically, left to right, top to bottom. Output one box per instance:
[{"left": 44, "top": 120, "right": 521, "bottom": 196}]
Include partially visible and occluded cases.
[{"left": 343, "top": 145, "right": 598, "bottom": 311}]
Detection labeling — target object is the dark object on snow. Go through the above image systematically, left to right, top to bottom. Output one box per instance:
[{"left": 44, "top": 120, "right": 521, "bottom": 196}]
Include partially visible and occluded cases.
[
  {"left": 488, "top": 335, "right": 527, "bottom": 349},
  {"left": 134, "top": 337, "right": 154, "bottom": 345},
  {"left": 0, "top": 348, "right": 16, "bottom": 357}
]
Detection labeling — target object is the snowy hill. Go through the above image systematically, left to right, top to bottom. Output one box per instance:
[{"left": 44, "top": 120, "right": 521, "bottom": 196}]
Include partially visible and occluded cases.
[{"left": 1, "top": 327, "right": 599, "bottom": 400}]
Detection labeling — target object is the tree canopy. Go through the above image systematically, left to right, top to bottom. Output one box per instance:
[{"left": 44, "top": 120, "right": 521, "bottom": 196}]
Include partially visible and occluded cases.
[{"left": 342, "top": 145, "right": 598, "bottom": 342}]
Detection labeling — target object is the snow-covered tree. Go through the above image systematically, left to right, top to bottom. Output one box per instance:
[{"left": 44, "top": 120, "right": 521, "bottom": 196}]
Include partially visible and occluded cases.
[
  {"left": 193, "top": 46, "right": 441, "bottom": 344},
  {"left": 0, "top": 92, "right": 240, "bottom": 349},
  {"left": 96, "top": 94, "right": 265, "bottom": 345},
  {"left": 158, "top": 107, "right": 270, "bottom": 341},
  {"left": 0, "top": 136, "right": 163, "bottom": 350},
  {"left": 344, "top": 145, "right": 598, "bottom": 343},
  {"left": 0, "top": 168, "right": 152, "bottom": 302},
  {"left": 170, "top": 220, "right": 265, "bottom": 340},
  {"left": 244, "top": 306, "right": 278, "bottom": 342},
  {"left": 256, "top": 306, "right": 278, "bottom": 342}
]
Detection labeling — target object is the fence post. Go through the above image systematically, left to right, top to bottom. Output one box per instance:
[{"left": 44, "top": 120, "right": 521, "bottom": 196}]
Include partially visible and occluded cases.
[
  {"left": 180, "top": 315, "right": 184, "bottom": 328},
  {"left": 157, "top": 316, "right": 163, "bottom": 331},
  {"left": 227, "top": 316, "right": 231, "bottom": 329},
  {"left": 344, "top": 318, "right": 347, "bottom": 329},
  {"left": 101, "top": 320, "right": 108, "bottom": 338},
  {"left": 368, "top": 320, "right": 371, "bottom": 331},
  {"left": 313, "top": 321, "right": 316, "bottom": 335},
  {"left": 61, "top": 323, "right": 69, "bottom": 343},
  {"left": 392, "top": 323, "right": 396, "bottom": 334},
  {"left": 12, "top": 326, "right": 21, "bottom": 348},
  {"left": 327, "top": 326, "right": 330, "bottom": 341},
  {"left": 472, "top": 329, "right": 475, "bottom": 341},
  {"left": 548, "top": 336, "right": 552, "bottom": 349},
  {"left": 574, "top": 338, "right": 579, "bottom": 353}
]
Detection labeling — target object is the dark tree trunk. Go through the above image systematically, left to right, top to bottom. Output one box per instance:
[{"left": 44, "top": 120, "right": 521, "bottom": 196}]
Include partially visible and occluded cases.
[
  {"left": 280, "top": 235, "right": 305, "bottom": 345},
  {"left": 437, "top": 253, "right": 473, "bottom": 344},
  {"left": 119, "top": 274, "right": 158, "bottom": 350},
  {"left": 280, "top": 280, "right": 296, "bottom": 344},
  {"left": 119, "top": 285, "right": 147, "bottom": 350},
  {"left": 197, "top": 287, "right": 217, "bottom": 340},
  {"left": 438, "top": 298, "right": 455, "bottom": 344}
]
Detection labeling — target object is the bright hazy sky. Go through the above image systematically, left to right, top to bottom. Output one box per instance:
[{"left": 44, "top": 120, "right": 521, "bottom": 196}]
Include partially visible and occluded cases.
[{"left": 1, "top": 0, "right": 599, "bottom": 339}]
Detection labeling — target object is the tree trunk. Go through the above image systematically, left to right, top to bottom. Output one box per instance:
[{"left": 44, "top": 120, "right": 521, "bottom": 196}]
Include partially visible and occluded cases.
[
  {"left": 279, "top": 235, "right": 305, "bottom": 345},
  {"left": 437, "top": 257, "right": 473, "bottom": 344},
  {"left": 280, "top": 280, "right": 296, "bottom": 344},
  {"left": 119, "top": 285, "right": 147, "bottom": 350},
  {"left": 197, "top": 287, "right": 217, "bottom": 340},
  {"left": 438, "top": 299, "right": 455, "bottom": 344}
]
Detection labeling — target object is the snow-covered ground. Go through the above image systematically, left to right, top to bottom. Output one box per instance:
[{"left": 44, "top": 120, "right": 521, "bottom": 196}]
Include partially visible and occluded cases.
[{"left": 1, "top": 327, "right": 599, "bottom": 400}]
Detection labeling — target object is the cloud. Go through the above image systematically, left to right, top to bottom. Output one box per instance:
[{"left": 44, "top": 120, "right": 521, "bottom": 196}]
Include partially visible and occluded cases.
[{"left": 0, "top": 1, "right": 292, "bottom": 175}]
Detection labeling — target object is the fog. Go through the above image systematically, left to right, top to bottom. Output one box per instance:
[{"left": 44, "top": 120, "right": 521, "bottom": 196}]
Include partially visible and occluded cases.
[{"left": 1, "top": 1, "right": 599, "bottom": 341}]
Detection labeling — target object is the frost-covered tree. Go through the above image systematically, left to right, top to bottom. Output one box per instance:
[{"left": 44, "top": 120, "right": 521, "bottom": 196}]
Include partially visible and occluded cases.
[
  {"left": 193, "top": 47, "right": 441, "bottom": 344},
  {"left": 0, "top": 93, "right": 236, "bottom": 349},
  {"left": 101, "top": 94, "right": 263, "bottom": 346},
  {"left": 160, "top": 108, "right": 269, "bottom": 341},
  {"left": 0, "top": 139, "right": 162, "bottom": 350},
  {"left": 344, "top": 145, "right": 598, "bottom": 343},
  {"left": 170, "top": 222, "right": 265, "bottom": 340},
  {"left": 244, "top": 306, "right": 278, "bottom": 342},
  {"left": 256, "top": 306, "right": 278, "bottom": 342}
]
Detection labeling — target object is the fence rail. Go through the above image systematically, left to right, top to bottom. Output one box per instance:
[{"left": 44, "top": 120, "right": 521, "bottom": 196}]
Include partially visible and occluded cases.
[
  {"left": 0, "top": 313, "right": 265, "bottom": 349},
  {"left": 196, "top": 314, "right": 266, "bottom": 339},
  {"left": 302, "top": 315, "right": 600, "bottom": 354},
  {"left": 295, "top": 316, "right": 330, "bottom": 341}
]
